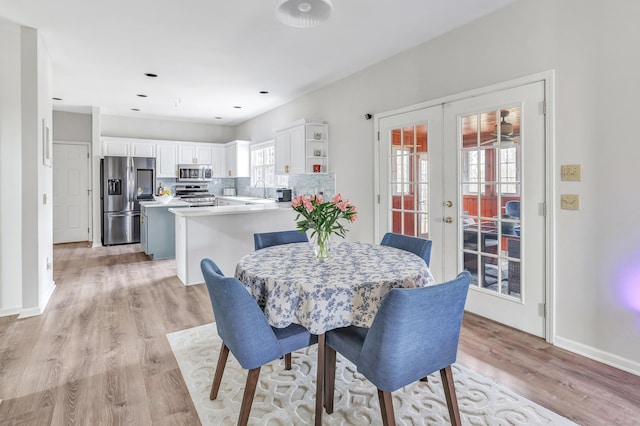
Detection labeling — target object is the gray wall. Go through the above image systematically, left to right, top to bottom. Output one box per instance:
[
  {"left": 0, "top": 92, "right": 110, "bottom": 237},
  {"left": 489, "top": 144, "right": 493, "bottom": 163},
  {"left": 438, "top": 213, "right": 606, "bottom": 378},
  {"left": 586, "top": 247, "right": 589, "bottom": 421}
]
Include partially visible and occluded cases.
[
  {"left": 236, "top": 0, "right": 640, "bottom": 373},
  {"left": 52, "top": 110, "right": 92, "bottom": 142},
  {"left": 101, "top": 114, "right": 235, "bottom": 143}
]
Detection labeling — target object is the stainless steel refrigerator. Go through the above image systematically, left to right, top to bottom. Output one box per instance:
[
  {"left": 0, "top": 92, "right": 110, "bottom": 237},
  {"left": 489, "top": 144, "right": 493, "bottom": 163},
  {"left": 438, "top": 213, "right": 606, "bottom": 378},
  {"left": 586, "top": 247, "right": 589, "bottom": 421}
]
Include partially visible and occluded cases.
[{"left": 101, "top": 156, "right": 155, "bottom": 245}]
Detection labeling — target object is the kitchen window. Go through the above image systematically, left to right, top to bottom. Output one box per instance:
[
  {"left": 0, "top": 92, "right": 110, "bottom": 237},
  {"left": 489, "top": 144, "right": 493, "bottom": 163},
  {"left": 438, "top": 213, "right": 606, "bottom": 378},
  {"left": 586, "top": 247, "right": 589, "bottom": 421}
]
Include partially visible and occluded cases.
[{"left": 251, "top": 141, "right": 288, "bottom": 187}]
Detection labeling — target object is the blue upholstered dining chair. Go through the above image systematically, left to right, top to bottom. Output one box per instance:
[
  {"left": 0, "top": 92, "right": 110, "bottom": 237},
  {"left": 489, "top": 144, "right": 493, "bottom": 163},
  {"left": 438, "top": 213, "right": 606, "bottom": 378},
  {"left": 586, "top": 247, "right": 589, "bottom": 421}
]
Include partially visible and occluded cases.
[
  {"left": 505, "top": 200, "right": 521, "bottom": 236},
  {"left": 254, "top": 229, "right": 309, "bottom": 250},
  {"left": 380, "top": 232, "right": 433, "bottom": 266},
  {"left": 200, "top": 258, "right": 317, "bottom": 426},
  {"left": 324, "top": 271, "right": 471, "bottom": 426}
]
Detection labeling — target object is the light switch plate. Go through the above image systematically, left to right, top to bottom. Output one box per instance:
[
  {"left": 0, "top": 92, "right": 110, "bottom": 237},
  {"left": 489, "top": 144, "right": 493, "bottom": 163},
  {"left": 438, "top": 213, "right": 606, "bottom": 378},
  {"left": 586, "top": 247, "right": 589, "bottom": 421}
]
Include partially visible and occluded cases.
[
  {"left": 561, "top": 164, "right": 582, "bottom": 181},
  {"left": 561, "top": 194, "right": 580, "bottom": 210}
]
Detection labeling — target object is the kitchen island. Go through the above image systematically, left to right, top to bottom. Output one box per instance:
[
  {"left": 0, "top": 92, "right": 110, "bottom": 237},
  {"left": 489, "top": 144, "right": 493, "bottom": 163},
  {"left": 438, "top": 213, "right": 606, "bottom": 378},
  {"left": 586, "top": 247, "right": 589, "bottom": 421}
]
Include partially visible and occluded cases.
[
  {"left": 140, "top": 199, "right": 190, "bottom": 260},
  {"left": 169, "top": 203, "right": 299, "bottom": 285}
]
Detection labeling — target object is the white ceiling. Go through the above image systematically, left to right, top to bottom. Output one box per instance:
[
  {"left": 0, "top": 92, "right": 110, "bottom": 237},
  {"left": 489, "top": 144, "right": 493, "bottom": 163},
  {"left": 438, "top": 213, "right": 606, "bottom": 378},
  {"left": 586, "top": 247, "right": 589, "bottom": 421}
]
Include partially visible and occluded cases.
[{"left": 0, "top": 0, "right": 517, "bottom": 125}]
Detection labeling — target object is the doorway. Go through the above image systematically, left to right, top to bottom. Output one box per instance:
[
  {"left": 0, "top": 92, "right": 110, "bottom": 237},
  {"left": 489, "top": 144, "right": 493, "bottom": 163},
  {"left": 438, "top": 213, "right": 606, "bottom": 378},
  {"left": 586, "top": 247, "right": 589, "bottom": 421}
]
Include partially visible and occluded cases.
[
  {"left": 376, "top": 80, "right": 548, "bottom": 338},
  {"left": 53, "top": 142, "right": 91, "bottom": 243}
]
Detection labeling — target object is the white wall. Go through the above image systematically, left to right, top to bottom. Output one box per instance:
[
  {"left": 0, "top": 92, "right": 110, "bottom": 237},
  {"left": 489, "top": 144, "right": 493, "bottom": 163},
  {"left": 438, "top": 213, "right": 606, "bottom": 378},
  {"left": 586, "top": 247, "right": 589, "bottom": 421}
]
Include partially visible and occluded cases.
[
  {"left": 236, "top": 0, "right": 640, "bottom": 373},
  {"left": 0, "top": 20, "right": 23, "bottom": 316},
  {"left": 20, "top": 26, "right": 55, "bottom": 317},
  {"left": 101, "top": 114, "right": 236, "bottom": 143}
]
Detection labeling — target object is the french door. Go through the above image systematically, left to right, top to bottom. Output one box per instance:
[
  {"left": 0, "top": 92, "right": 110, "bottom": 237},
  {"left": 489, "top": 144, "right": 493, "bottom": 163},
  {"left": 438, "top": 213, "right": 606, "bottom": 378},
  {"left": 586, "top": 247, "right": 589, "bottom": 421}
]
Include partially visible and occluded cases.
[{"left": 377, "top": 81, "right": 547, "bottom": 337}]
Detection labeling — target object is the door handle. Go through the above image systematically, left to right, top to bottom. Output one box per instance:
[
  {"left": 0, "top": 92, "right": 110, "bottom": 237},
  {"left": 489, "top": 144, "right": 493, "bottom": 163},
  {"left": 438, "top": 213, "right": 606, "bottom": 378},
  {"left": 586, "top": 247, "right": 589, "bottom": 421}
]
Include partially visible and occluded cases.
[
  {"left": 445, "top": 200, "right": 453, "bottom": 207},
  {"left": 444, "top": 216, "right": 453, "bottom": 223}
]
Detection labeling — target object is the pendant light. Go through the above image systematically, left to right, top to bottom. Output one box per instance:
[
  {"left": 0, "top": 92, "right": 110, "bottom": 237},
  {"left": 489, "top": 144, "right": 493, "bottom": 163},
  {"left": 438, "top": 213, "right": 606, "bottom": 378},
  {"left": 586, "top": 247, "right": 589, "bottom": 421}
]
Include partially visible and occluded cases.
[{"left": 275, "top": 0, "right": 334, "bottom": 28}]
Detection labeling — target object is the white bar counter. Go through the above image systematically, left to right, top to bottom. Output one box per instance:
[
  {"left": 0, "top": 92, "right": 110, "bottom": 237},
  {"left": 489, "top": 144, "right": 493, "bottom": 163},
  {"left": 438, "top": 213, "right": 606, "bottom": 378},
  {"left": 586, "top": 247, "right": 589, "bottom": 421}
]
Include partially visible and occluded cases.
[{"left": 169, "top": 204, "right": 299, "bottom": 285}]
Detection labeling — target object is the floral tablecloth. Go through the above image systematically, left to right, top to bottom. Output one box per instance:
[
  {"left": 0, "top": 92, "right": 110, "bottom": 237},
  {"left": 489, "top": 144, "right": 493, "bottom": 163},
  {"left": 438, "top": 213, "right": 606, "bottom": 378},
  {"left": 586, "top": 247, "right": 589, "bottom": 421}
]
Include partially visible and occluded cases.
[{"left": 235, "top": 241, "right": 435, "bottom": 335}]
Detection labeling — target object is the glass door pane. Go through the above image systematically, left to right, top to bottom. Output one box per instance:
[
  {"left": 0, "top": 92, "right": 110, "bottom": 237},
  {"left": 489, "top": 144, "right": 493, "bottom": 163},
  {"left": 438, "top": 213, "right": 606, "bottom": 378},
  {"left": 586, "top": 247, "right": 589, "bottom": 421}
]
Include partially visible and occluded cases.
[
  {"left": 460, "top": 107, "right": 522, "bottom": 299},
  {"left": 389, "top": 124, "right": 428, "bottom": 238}
]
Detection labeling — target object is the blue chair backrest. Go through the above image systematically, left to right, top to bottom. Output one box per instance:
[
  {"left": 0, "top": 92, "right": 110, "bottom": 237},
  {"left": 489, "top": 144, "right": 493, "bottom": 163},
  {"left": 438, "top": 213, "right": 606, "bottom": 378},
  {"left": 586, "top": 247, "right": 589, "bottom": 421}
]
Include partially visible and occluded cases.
[
  {"left": 505, "top": 200, "right": 520, "bottom": 218},
  {"left": 254, "top": 230, "right": 309, "bottom": 250},
  {"left": 380, "top": 233, "right": 433, "bottom": 266},
  {"left": 200, "top": 258, "right": 282, "bottom": 370},
  {"left": 358, "top": 271, "right": 471, "bottom": 391}
]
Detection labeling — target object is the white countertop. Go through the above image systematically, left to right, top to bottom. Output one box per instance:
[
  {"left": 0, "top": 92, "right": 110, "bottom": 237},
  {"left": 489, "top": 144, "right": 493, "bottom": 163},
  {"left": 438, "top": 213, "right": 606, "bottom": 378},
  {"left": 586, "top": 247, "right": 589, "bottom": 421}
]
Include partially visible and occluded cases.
[
  {"left": 216, "top": 195, "right": 278, "bottom": 204},
  {"left": 140, "top": 199, "right": 191, "bottom": 208},
  {"left": 169, "top": 203, "right": 291, "bottom": 217}
]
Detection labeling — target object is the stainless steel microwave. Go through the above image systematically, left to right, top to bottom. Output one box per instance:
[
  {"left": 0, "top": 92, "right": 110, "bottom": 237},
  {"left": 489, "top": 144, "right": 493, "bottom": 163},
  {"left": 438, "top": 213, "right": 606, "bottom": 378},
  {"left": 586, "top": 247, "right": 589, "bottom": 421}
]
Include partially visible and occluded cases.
[{"left": 178, "top": 164, "right": 213, "bottom": 182}]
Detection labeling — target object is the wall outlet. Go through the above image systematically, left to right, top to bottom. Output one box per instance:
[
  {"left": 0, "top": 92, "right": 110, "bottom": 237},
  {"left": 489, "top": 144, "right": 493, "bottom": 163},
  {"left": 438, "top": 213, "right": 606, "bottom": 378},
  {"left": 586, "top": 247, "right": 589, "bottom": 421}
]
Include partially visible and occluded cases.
[{"left": 561, "top": 194, "right": 580, "bottom": 210}]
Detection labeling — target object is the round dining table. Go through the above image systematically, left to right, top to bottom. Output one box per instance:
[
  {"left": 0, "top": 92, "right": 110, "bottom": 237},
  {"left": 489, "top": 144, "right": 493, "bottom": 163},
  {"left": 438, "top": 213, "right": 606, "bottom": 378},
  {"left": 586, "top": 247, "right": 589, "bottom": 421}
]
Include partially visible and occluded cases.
[
  {"left": 235, "top": 240, "right": 435, "bottom": 425},
  {"left": 235, "top": 240, "right": 435, "bottom": 334}
]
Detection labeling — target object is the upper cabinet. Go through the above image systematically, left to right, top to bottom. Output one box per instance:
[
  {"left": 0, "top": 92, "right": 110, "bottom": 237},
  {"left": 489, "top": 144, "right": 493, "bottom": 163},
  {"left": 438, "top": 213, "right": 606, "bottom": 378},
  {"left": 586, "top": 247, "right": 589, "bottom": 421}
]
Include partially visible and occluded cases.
[
  {"left": 274, "top": 119, "right": 328, "bottom": 175},
  {"left": 102, "top": 137, "right": 156, "bottom": 158},
  {"left": 102, "top": 137, "right": 250, "bottom": 179},
  {"left": 224, "top": 140, "right": 250, "bottom": 177},
  {"left": 156, "top": 142, "right": 178, "bottom": 178},
  {"left": 178, "top": 144, "right": 212, "bottom": 165},
  {"left": 210, "top": 145, "right": 226, "bottom": 177}
]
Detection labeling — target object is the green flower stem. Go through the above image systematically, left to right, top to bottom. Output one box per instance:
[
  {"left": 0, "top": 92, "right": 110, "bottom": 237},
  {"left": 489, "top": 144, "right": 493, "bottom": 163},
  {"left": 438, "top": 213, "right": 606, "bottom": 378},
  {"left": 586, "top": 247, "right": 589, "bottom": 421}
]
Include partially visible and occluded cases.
[{"left": 314, "top": 229, "right": 331, "bottom": 260}]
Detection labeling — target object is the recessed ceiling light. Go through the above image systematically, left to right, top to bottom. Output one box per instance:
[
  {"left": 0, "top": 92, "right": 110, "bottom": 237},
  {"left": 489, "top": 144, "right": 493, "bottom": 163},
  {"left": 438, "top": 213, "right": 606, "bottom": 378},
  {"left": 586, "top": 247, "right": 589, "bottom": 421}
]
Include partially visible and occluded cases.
[
  {"left": 144, "top": 73, "right": 158, "bottom": 78},
  {"left": 259, "top": 91, "right": 269, "bottom": 94},
  {"left": 137, "top": 94, "right": 147, "bottom": 97},
  {"left": 52, "top": 97, "right": 62, "bottom": 101},
  {"left": 233, "top": 106, "right": 242, "bottom": 109},
  {"left": 131, "top": 108, "right": 140, "bottom": 111}
]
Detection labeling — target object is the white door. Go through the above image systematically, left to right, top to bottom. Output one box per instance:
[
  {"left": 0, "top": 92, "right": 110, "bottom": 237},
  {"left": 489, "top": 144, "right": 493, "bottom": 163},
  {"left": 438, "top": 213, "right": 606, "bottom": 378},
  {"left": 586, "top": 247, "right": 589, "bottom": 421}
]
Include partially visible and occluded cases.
[
  {"left": 377, "top": 81, "right": 546, "bottom": 337},
  {"left": 377, "top": 106, "right": 446, "bottom": 279},
  {"left": 53, "top": 143, "right": 90, "bottom": 243}
]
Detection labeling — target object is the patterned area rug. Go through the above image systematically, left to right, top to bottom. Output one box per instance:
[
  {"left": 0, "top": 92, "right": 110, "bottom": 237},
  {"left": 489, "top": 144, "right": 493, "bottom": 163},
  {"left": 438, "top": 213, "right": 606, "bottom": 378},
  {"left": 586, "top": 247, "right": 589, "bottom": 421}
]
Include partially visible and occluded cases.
[{"left": 167, "top": 323, "right": 575, "bottom": 425}]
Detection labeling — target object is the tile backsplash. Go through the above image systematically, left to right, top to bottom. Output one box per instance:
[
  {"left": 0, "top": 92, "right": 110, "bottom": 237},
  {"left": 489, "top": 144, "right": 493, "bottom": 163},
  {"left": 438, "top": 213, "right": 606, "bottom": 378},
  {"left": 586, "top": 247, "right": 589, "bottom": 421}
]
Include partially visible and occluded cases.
[{"left": 157, "top": 173, "right": 336, "bottom": 199}]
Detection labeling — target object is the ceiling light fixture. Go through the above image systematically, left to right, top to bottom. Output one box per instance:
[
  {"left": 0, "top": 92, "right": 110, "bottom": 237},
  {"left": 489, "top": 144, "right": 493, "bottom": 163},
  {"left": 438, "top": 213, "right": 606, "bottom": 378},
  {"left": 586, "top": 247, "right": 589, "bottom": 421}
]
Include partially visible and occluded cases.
[
  {"left": 275, "top": 0, "right": 333, "bottom": 28},
  {"left": 496, "top": 109, "right": 513, "bottom": 136}
]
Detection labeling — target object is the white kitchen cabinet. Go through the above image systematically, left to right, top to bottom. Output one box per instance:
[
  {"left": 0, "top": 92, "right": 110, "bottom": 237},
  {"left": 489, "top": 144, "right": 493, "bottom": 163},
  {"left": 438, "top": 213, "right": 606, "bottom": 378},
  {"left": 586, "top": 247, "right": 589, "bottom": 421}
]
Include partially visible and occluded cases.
[
  {"left": 274, "top": 119, "right": 327, "bottom": 175},
  {"left": 102, "top": 137, "right": 156, "bottom": 158},
  {"left": 102, "top": 138, "right": 129, "bottom": 157},
  {"left": 224, "top": 140, "right": 250, "bottom": 177},
  {"left": 131, "top": 141, "right": 155, "bottom": 157},
  {"left": 156, "top": 143, "right": 178, "bottom": 178},
  {"left": 178, "top": 143, "right": 213, "bottom": 165},
  {"left": 211, "top": 145, "right": 225, "bottom": 177}
]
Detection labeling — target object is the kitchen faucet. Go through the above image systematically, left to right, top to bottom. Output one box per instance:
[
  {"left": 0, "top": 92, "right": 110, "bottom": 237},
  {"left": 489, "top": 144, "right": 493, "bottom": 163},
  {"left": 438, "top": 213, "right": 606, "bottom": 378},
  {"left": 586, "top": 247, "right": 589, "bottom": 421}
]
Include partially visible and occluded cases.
[{"left": 254, "top": 179, "right": 267, "bottom": 198}]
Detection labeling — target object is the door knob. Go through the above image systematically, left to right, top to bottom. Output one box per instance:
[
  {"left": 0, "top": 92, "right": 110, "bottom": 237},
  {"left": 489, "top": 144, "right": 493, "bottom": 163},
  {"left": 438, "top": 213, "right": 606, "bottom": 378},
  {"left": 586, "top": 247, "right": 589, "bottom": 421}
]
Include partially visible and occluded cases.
[
  {"left": 445, "top": 200, "right": 453, "bottom": 207},
  {"left": 444, "top": 216, "right": 453, "bottom": 223}
]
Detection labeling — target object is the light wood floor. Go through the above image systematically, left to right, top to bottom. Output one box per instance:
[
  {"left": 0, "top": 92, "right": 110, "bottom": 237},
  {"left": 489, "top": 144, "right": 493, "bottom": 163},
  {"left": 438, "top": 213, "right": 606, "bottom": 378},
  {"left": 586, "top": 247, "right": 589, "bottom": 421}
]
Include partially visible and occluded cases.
[{"left": 0, "top": 242, "right": 638, "bottom": 425}]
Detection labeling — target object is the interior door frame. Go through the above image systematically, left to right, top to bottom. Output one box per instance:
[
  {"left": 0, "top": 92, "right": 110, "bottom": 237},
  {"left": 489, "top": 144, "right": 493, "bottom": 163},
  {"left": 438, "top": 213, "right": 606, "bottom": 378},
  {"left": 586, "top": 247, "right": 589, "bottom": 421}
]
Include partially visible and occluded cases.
[
  {"left": 373, "top": 70, "right": 556, "bottom": 343},
  {"left": 52, "top": 140, "right": 93, "bottom": 244}
]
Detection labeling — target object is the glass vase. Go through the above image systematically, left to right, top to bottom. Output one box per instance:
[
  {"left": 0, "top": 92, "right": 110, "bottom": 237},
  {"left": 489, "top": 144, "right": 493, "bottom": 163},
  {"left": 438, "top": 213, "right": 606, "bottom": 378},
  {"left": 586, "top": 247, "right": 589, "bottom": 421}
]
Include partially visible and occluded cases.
[{"left": 312, "top": 230, "right": 331, "bottom": 260}]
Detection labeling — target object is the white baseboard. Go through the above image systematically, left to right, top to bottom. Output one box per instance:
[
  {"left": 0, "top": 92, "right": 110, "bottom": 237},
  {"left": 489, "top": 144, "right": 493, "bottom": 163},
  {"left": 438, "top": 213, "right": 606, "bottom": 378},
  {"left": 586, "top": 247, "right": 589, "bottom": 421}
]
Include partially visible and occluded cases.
[
  {"left": 18, "top": 280, "right": 56, "bottom": 319},
  {"left": 0, "top": 306, "right": 21, "bottom": 317},
  {"left": 555, "top": 335, "right": 640, "bottom": 377}
]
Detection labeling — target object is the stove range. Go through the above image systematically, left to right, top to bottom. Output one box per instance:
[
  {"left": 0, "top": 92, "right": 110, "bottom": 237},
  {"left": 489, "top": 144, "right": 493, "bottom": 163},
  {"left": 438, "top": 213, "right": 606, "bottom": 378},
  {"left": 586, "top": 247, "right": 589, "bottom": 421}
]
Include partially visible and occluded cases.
[{"left": 174, "top": 183, "right": 217, "bottom": 207}]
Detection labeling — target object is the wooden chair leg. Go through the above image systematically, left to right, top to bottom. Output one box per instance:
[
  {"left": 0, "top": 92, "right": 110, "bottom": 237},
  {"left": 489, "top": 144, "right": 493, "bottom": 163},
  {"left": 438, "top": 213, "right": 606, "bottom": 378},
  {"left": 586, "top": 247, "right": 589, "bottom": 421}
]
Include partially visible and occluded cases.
[
  {"left": 210, "top": 343, "right": 230, "bottom": 400},
  {"left": 323, "top": 345, "right": 337, "bottom": 414},
  {"left": 285, "top": 352, "right": 292, "bottom": 370},
  {"left": 440, "top": 365, "right": 462, "bottom": 426},
  {"left": 238, "top": 367, "right": 261, "bottom": 426},
  {"left": 377, "top": 389, "right": 396, "bottom": 426}
]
